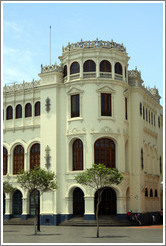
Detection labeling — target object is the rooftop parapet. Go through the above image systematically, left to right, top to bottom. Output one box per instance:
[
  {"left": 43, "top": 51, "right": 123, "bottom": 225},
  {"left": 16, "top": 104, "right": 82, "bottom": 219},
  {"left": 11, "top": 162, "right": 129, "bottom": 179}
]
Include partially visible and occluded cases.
[
  {"left": 62, "top": 39, "right": 126, "bottom": 53},
  {"left": 40, "top": 63, "right": 63, "bottom": 74},
  {"left": 3, "top": 80, "right": 40, "bottom": 93}
]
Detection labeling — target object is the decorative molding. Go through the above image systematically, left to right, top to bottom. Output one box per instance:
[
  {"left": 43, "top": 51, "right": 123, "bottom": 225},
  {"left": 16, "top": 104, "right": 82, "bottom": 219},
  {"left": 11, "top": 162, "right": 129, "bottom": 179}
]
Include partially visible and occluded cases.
[
  {"left": 62, "top": 39, "right": 126, "bottom": 53},
  {"left": 41, "top": 63, "right": 62, "bottom": 74},
  {"left": 3, "top": 81, "right": 40, "bottom": 94},
  {"left": 96, "top": 85, "right": 115, "bottom": 94},
  {"left": 66, "top": 86, "right": 84, "bottom": 95},
  {"left": 45, "top": 97, "right": 51, "bottom": 112},
  {"left": 66, "top": 127, "right": 86, "bottom": 136},
  {"left": 45, "top": 145, "right": 51, "bottom": 169}
]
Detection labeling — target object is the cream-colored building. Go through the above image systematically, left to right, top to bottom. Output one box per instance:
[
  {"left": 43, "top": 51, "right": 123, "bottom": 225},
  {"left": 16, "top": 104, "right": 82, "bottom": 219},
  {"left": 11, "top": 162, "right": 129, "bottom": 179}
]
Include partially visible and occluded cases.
[{"left": 3, "top": 39, "right": 163, "bottom": 225}]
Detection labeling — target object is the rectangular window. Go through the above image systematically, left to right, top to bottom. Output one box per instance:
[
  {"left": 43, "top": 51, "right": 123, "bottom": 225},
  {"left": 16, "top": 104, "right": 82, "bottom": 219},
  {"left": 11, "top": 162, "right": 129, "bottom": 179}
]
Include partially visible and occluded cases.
[
  {"left": 101, "top": 93, "right": 111, "bottom": 116},
  {"left": 71, "top": 94, "right": 80, "bottom": 118},
  {"left": 125, "top": 97, "right": 128, "bottom": 120}
]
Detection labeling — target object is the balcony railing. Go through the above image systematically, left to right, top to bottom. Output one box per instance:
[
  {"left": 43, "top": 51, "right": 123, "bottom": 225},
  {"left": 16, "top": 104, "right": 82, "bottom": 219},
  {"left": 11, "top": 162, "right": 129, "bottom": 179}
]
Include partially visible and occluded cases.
[
  {"left": 83, "top": 72, "right": 96, "bottom": 78},
  {"left": 100, "top": 72, "right": 112, "bottom": 78},
  {"left": 70, "top": 73, "right": 80, "bottom": 80},
  {"left": 115, "top": 74, "right": 123, "bottom": 81}
]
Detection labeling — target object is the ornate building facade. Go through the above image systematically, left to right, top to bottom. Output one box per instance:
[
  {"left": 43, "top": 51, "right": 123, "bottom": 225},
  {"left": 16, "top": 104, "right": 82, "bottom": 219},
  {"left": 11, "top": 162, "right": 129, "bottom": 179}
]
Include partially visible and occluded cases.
[{"left": 3, "top": 39, "right": 163, "bottom": 225}]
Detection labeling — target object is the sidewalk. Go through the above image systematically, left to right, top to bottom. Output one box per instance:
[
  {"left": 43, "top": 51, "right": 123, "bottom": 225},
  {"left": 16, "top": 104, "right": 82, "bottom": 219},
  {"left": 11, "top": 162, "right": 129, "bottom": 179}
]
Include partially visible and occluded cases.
[{"left": 3, "top": 225, "right": 163, "bottom": 244}]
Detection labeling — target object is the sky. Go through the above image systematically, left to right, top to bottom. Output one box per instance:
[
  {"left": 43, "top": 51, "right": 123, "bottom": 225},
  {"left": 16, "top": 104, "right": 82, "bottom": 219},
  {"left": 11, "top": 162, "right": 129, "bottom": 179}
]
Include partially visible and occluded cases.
[{"left": 2, "top": 1, "right": 164, "bottom": 105}]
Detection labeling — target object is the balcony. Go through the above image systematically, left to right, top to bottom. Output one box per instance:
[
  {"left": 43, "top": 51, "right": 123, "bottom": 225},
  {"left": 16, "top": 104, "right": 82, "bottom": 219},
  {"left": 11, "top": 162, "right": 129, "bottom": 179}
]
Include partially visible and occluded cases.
[
  {"left": 83, "top": 72, "right": 96, "bottom": 78},
  {"left": 100, "top": 72, "right": 112, "bottom": 78}
]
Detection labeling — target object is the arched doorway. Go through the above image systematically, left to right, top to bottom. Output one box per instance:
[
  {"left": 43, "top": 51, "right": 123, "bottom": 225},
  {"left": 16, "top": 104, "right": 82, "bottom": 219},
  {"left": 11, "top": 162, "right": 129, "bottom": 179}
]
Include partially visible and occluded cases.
[
  {"left": 95, "top": 187, "right": 117, "bottom": 216},
  {"left": 73, "top": 188, "right": 84, "bottom": 216},
  {"left": 12, "top": 190, "right": 22, "bottom": 216},
  {"left": 30, "top": 190, "right": 40, "bottom": 216}
]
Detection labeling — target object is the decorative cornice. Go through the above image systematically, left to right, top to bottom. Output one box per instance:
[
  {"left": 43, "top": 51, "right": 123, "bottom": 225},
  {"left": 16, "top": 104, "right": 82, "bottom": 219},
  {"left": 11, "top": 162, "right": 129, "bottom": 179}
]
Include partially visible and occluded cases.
[
  {"left": 62, "top": 39, "right": 126, "bottom": 53},
  {"left": 40, "top": 63, "right": 63, "bottom": 74},
  {"left": 3, "top": 80, "right": 40, "bottom": 94}
]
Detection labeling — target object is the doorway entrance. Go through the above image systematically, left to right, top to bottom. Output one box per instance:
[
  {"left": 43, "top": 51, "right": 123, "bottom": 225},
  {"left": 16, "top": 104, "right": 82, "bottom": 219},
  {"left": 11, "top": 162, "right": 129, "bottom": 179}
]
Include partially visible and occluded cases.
[
  {"left": 95, "top": 187, "right": 117, "bottom": 216},
  {"left": 73, "top": 188, "right": 84, "bottom": 216},
  {"left": 12, "top": 190, "right": 22, "bottom": 216}
]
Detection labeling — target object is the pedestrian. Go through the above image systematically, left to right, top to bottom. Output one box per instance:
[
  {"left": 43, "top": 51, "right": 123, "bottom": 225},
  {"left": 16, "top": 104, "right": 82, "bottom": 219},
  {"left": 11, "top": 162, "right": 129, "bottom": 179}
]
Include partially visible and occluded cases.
[{"left": 127, "top": 210, "right": 132, "bottom": 221}]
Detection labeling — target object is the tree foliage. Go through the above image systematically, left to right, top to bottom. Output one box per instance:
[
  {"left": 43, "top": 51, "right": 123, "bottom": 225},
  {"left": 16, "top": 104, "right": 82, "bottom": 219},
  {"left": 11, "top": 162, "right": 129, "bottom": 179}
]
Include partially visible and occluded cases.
[
  {"left": 75, "top": 163, "right": 123, "bottom": 238},
  {"left": 75, "top": 163, "right": 123, "bottom": 190},
  {"left": 17, "top": 166, "right": 57, "bottom": 193},
  {"left": 3, "top": 181, "right": 16, "bottom": 193}
]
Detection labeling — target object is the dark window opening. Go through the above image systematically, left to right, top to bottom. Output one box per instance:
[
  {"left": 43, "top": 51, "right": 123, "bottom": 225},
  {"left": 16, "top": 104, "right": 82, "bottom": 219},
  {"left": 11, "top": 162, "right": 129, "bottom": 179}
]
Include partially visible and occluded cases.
[
  {"left": 83, "top": 60, "right": 96, "bottom": 72},
  {"left": 100, "top": 60, "right": 111, "bottom": 72},
  {"left": 70, "top": 62, "right": 80, "bottom": 74},
  {"left": 115, "top": 62, "right": 122, "bottom": 75},
  {"left": 63, "top": 65, "right": 67, "bottom": 77},
  {"left": 101, "top": 93, "right": 112, "bottom": 116},
  {"left": 71, "top": 94, "right": 80, "bottom": 118},
  {"left": 125, "top": 97, "right": 128, "bottom": 120},
  {"left": 35, "top": 102, "right": 40, "bottom": 116},
  {"left": 25, "top": 103, "right": 32, "bottom": 117},
  {"left": 140, "top": 103, "right": 142, "bottom": 116},
  {"left": 16, "top": 104, "right": 22, "bottom": 119},
  {"left": 6, "top": 106, "right": 13, "bottom": 120},
  {"left": 94, "top": 138, "right": 115, "bottom": 168},
  {"left": 73, "top": 139, "right": 83, "bottom": 171},
  {"left": 30, "top": 143, "right": 40, "bottom": 170},
  {"left": 13, "top": 145, "right": 24, "bottom": 174},
  {"left": 3, "top": 147, "right": 8, "bottom": 175},
  {"left": 141, "top": 148, "right": 144, "bottom": 170},
  {"left": 150, "top": 189, "right": 153, "bottom": 197}
]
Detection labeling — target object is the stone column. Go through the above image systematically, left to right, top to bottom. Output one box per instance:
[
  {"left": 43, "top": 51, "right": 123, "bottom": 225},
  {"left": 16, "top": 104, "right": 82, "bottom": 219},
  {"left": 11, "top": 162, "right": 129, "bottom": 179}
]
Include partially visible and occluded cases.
[
  {"left": 80, "top": 58, "right": 83, "bottom": 79},
  {"left": 96, "top": 58, "right": 99, "bottom": 78},
  {"left": 67, "top": 61, "right": 70, "bottom": 82},
  {"left": 112, "top": 61, "right": 115, "bottom": 80},
  {"left": 122, "top": 65, "right": 125, "bottom": 82},
  {"left": 117, "top": 136, "right": 125, "bottom": 172},
  {"left": 24, "top": 152, "right": 28, "bottom": 171},
  {"left": 8, "top": 154, "right": 12, "bottom": 175},
  {"left": 5, "top": 193, "right": 12, "bottom": 219},
  {"left": 22, "top": 196, "right": 29, "bottom": 220},
  {"left": 84, "top": 196, "right": 95, "bottom": 220},
  {"left": 117, "top": 197, "right": 126, "bottom": 214}
]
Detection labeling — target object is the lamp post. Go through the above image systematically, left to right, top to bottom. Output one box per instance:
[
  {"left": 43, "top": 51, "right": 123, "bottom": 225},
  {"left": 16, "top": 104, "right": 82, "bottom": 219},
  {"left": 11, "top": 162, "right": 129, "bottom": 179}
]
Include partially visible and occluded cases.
[{"left": 37, "top": 191, "right": 40, "bottom": 231}]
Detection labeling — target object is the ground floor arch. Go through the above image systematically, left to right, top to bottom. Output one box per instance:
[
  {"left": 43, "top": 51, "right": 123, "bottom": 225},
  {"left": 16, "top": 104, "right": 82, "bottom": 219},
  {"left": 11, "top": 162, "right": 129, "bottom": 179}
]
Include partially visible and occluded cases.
[
  {"left": 73, "top": 187, "right": 84, "bottom": 216},
  {"left": 95, "top": 187, "right": 117, "bottom": 216},
  {"left": 12, "top": 190, "right": 22, "bottom": 216},
  {"left": 3, "top": 193, "right": 6, "bottom": 215}
]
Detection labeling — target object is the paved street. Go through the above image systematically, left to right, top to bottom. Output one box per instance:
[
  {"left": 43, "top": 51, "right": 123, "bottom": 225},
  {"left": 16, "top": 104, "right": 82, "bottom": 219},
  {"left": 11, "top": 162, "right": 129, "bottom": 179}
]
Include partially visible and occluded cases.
[{"left": 3, "top": 225, "right": 163, "bottom": 244}]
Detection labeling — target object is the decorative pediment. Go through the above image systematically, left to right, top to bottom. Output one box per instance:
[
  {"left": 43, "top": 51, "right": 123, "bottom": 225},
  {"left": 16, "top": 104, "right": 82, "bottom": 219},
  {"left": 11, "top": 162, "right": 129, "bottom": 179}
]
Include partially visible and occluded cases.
[
  {"left": 96, "top": 85, "right": 115, "bottom": 94},
  {"left": 67, "top": 86, "right": 84, "bottom": 95}
]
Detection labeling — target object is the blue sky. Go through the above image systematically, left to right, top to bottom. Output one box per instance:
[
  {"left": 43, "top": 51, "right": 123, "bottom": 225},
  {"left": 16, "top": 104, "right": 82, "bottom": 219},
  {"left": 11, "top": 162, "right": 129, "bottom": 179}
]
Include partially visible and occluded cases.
[{"left": 2, "top": 1, "right": 164, "bottom": 105}]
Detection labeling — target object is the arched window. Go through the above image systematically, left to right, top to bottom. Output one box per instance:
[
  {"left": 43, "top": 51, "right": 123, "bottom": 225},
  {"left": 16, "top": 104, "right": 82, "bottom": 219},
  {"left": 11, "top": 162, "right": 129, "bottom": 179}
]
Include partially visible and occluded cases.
[
  {"left": 83, "top": 60, "right": 96, "bottom": 72},
  {"left": 100, "top": 60, "right": 111, "bottom": 72},
  {"left": 70, "top": 62, "right": 80, "bottom": 74},
  {"left": 115, "top": 62, "right": 122, "bottom": 75},
  {"left": 63, "top": 65, "right": 67, "bottom": 77},
  {"left": 35, "top": 102, "right": 40, "bottom": 116},
  {"left": 25, "top": 103, "right": 32, "bottom": 117},
  {"left": 140, "top": 103, "right": 142, "bottom": 116},
  {"left": 16, "top": 104, "right": 22, "bottom": 119},
  {"left": 6, "top": 106, "right": 13, "bottom": 120},
  {"left": 143, "top": 106, "right": 145, "bottom": 120},
  {"left": 146, "top": 108, "right": 148, "bottom": 121},
  {"left": 94, "top": 138, "right": 115, "bottom": 168},
  {"left": 73, "top": 139, "right": 83, "bottom": 170},
  {"left": 30, "top": 143, "right": 40, "bottom": 170},
  {"left": 13, "top": 145, "right": 24, "bottom": 174},
  {"left": 3, "top": 147, "right": 8, "bottom": 175},
  {"left": 145, "top": 188, "right": 148, "bottom": 197},
  {"left": 150, "top": 189, "right": 153, "bottom": 197},
  {"left": 155, "top": 189, "right": 158, "bottom": 197},
  {"left": 12, "top": 190, "right": 22, "bottom": 215}
]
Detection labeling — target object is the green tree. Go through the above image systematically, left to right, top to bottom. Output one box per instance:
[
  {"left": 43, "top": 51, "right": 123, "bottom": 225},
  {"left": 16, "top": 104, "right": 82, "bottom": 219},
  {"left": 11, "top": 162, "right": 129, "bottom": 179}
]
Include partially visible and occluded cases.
[
  {"left": 75, "top": 164, "right": 123, "bottom": 238},
  {"left": 17, "top": 166, "right": 57, "bottom": 235},
  {"left": 3, "top": 181, "right": 16, "bottom": 193}
]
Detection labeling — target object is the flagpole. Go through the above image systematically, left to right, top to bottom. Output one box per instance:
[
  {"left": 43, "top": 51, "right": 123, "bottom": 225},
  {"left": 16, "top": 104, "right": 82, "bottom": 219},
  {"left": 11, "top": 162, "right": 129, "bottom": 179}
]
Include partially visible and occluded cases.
[{"left": 50, "top": 26, "right": 51, "bottom": 66}]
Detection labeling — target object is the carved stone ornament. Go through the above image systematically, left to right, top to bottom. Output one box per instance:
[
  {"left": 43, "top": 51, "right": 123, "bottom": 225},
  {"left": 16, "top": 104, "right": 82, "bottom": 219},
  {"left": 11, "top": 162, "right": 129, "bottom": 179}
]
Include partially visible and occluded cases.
[
  {"left": 45, "top": 97, "right": 51, "bottom": 112},
  {"left": 45, "top": 145, "right": 51, "bottom": 169}
]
